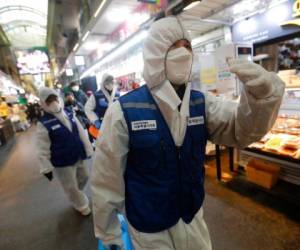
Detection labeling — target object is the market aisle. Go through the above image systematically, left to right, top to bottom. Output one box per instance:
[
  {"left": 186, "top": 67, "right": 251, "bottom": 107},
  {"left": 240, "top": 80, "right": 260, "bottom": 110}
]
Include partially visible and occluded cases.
[
  {"left": 0, "top": 127, "right": 300, "bottom": 250},
  {"left": 0, "top": 127, "right": 97, "bottom": 250}
]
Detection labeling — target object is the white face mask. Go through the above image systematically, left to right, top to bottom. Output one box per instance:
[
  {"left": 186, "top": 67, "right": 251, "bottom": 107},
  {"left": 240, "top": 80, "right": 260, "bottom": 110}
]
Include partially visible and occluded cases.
[
  {"left": 166, "top": 47, "right": 193, "bottom": 85},
  {"left": 105, "top": 82, "right": 114, "bottom": 91},
  {"left": 72, "top": 86, "right": 79, "bottom": 92},
  {"left": 48, "top": 101, "right": 62, "bottom": 114}
]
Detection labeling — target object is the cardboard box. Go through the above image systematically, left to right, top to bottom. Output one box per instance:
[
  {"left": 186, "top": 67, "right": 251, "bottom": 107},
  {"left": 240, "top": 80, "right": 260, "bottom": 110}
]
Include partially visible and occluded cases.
[{"left": 246, "top": 159, "right": 280, "bottom": 189}]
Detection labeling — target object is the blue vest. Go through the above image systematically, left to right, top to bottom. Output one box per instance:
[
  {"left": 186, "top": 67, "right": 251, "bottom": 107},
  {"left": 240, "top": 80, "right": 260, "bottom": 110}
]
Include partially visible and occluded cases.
[
  {"left": 119, "top": 85, "right": 207, "bottom": 233},
  {"left": 94, "top": 90, "right": 120, "bottom": 120},
  {"left": 39, "top": 109, "right": 87, "bottom": 167}
]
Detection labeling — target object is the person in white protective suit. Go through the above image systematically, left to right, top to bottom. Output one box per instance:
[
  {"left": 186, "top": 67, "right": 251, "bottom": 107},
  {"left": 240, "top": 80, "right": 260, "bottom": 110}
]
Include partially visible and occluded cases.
[
  {"left": 91, "top": 16, "right": 285, "bottom": 250},
  {"left": 84, "top": 73, "right": 120, "bottom": 130},
  {"left": 36, "top": 87, "right": 94, "bottom": 216}
]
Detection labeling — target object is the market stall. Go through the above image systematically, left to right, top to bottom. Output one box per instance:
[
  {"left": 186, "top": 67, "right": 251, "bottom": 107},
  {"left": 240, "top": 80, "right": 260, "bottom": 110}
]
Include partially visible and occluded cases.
[
  {"left": 0, "top": 70, "right": 29, "bottom": 143},
  {"left": 239, "top": 88, "right": 300, "bottom": 186},
  {"left": 0, "top": 119, "right": 14, "bottom": 146}
]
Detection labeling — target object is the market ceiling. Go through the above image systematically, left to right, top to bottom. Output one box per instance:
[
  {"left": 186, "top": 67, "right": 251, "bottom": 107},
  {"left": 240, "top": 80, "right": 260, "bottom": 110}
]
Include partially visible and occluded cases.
[{"left": 0, "top": 0, "right": 48, "bottom": 49}]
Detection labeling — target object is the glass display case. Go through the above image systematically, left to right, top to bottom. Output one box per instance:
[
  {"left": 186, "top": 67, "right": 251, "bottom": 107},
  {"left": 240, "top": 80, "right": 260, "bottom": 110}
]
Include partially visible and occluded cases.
[{"left": 239, "top": 88, "right": 300, "bottom": 186}]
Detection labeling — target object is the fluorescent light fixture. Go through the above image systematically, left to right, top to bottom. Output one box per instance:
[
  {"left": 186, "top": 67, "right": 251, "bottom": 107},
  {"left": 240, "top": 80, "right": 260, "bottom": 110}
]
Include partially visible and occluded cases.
[
  {"left": 94, "top": 0, "right": 107, "bottom": 18},
  {"left": 184, "top": 1, "right": 201, "bottom": 11},
  {"left": 266, "top": 4, "right": 289, "bottom": 24},
  {"left": 109, "top": 8, "right": 130, "bottom": 23},
  {"left": 128, "top": 13, "right": 150, "bottom": 27},
  {"left": 238, "top": 18, "right": 257, "bottom": 34},
  {"left": 80, "top": 30, "right": 148, "bottom": 79},
  {"left": 82, "top": 31, "right": 90, "bottom": 42},
  {"left": 83, "top": 41, "right": 99, "bottom": 50},
  {"left": 99, "top": 42, "right": 115, "bottom": 52},
  {"left": 73, "top": 43, "right": 79, "bottom": 52},
  {"left": 75, "top": 56, "right": 85, "bottom": 66},
  {"left": 66, "top": 69, "right": 74, "bottom": 76}
]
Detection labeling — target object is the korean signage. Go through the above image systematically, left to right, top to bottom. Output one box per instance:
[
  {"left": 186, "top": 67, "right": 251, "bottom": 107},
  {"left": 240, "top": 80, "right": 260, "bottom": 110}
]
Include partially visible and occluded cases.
[{"left": 232, "top": 0, "right": 300, "bottom": 44}]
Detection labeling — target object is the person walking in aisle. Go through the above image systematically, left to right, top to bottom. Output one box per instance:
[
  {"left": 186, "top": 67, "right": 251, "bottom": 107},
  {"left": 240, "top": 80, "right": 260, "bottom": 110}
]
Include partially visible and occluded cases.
[
  {"left": 91, "top": 16, "right": 285, "bottom": 249},
  {"left": 84, "top": 73, "right": 120, "bottom": 130},
  {"left": 69, "top": 81, "right": 88, "bottom": 107},
  {"left": 36, "top": 87, "right": 93, "bottom": 216},
  {"left": 65, "top": 91, "right": 94, "bottom": 143},
  {"left": 65, "top": 92, "right": 90, "bottom": 128}
]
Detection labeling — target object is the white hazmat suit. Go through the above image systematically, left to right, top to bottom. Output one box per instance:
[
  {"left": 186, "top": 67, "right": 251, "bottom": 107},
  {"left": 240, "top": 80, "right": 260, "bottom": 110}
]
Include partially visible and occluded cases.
[
  {"left": 91, "top": 16, "right": 285, "bottom": 249},
  {"left": 84, "top": 73, "right": 118, "bottom": 124},
  {"left": 36, "top": 87, "right": 93, "bottom": 215}
]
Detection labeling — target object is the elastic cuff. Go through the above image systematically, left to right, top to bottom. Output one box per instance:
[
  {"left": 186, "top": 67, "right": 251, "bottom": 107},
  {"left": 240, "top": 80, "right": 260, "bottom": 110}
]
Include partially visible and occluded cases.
[
  {"left": 41, "top": 168, "right": 53, "bottom": 175},
  {"left": 73, "top": 194, "right": 89, "bottom": 211}
]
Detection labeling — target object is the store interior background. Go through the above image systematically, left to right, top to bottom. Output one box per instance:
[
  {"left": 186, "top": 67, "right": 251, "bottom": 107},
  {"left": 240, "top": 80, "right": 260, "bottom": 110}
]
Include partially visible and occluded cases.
[{"left": 0, "top": 0, "right": 300, "bottom": 250}]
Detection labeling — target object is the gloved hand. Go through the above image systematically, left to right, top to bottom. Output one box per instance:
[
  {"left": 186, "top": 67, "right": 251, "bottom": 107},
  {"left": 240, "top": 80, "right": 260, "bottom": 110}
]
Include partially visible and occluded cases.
[
  {"left": 229, "top": 59, "right": 277, "bottom": 99},
  {"left": 94, "top": 120, "right": 101, "bottom": 129},
  {"left": 44, "top": 172, "right": 53, "bottom": 181}
]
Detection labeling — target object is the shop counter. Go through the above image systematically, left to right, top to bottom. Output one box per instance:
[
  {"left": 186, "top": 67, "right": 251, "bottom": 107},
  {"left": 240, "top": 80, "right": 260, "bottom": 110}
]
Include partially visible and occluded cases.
[{"left": 240, "top": 148, "right": 300, "bottom": 186}]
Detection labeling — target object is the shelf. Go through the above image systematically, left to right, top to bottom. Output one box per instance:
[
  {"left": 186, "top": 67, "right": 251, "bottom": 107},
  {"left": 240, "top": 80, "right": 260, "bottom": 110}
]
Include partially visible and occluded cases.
[
  {"left": 241, "top": 148, "right": 300, "bottom": 186},
  {"left": 244, "top": 148, "right": 300, "bottom": 165}
]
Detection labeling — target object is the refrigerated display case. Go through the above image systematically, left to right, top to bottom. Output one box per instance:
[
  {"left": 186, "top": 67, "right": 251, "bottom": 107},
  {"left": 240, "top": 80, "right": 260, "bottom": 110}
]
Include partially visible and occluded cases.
[{"left": 239, "top": 88, "right": 300, "bottom": 186}]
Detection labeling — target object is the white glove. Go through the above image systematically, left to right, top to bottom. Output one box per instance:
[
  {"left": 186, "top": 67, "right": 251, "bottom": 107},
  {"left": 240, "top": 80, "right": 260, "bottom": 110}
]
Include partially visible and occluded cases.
[{"left": 229, "top": 59, "right": 277, "bottom": 99}]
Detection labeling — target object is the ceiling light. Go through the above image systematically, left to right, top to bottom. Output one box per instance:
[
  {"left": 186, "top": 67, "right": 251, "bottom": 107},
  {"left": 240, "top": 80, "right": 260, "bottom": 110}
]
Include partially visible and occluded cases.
[
  {"left": 94, "top": 0, "right": 107, "bottom": 18},
  {"left": 184, "top": 1, "right": 201, "bottom": 11},
  {"left": 266, "top": 4, "right": 289, "bottom": 24},
  {"left": 109, "top": 9, "right": 130, "bottom": 23},
  {"left": 128, "top": 13, "right": 150, "bottom": 26},
  {"left": 80, "top": 30, "right": 148, "bottom": 79},
  {"left": 82, "top": 31, "right": 90, "bottom": 42},
  {"left": 83, "top": 41, "right": 99, "bottom": 50},
  {"left": 73, "top": 43, "right": 79, "bottom": 52},
  {"left": 104, "top": 43, "right": 115, "bottom": 51},
  {"left": 75, "top": 56, "right": 85, "bottom": 66},
  {"left": 66, "top": 69, "right": 73, "bottom": 76}
]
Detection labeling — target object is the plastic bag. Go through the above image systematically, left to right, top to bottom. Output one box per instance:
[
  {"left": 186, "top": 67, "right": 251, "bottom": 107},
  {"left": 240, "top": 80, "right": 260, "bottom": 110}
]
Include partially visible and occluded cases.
[{"left": 98, "top": 214, "right": 134, "bottom": 250}]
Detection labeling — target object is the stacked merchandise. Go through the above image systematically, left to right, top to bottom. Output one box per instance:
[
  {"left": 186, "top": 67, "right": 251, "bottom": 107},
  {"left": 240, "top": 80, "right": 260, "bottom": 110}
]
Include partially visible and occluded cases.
[
  {"left": 278, "top": 39, "right": 300, "bottom": 71},
  {"left": 278, "top": 70, "right": 300, "bottom": 88},
  {"left": 242, "top": 114, "right": 300, "bottom": 186},
  {"left": 248, "top": 114, "right": 300, "bottom": 159}
]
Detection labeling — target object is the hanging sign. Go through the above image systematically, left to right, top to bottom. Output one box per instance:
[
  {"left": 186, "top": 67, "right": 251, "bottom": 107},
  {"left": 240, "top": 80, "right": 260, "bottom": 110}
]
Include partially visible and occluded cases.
[
  {"left": 233, "top": 0, "right": 300, "bottom": 44},
  {"left": 281, "top": 0, "right": 300, "bottom": 26}
]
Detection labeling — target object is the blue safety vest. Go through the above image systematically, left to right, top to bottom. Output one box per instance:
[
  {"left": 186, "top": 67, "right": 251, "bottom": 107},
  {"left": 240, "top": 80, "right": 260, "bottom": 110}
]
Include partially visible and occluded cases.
[
  {"left": 119, "top": 85, "right": 207, "bottom": 233},
  {"left": 94, "top": 90, "right": 120, "bottom": 120},
  {"left": 39, "top": 109, "right": 87, "bottom": 167}
]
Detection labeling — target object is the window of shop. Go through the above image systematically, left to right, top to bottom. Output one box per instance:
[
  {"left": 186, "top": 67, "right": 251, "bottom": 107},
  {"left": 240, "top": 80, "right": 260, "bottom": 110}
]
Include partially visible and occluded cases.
[{"left": 278, "top": 37, "right": 300, "bottom": 70}]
